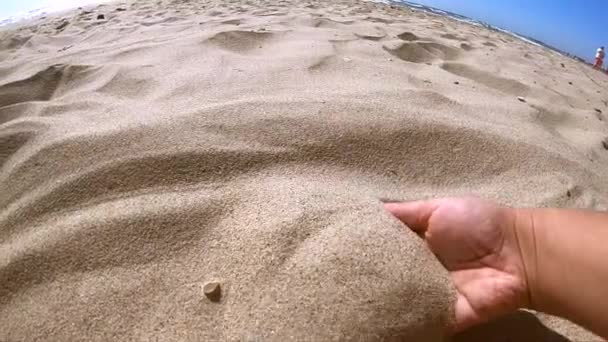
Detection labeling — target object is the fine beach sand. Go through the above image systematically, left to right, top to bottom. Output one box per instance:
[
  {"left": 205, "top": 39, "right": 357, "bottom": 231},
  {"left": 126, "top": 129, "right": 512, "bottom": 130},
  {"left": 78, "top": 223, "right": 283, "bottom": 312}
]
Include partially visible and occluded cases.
[{"left": 1, "top": 0, "right": 607, "bottom": 340}]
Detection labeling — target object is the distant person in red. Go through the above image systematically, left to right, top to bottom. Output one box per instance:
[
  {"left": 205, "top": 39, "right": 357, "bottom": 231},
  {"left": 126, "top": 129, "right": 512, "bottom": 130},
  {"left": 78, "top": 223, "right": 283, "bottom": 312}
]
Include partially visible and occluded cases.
[{"left": 594, "top": 46, "right": 605, "bottom": 69}]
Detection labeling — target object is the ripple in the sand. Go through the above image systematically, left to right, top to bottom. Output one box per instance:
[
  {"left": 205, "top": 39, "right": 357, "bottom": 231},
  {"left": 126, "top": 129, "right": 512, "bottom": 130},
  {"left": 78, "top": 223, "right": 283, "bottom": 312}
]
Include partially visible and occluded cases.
[
  {"left": 365, "top": 16, "right": 393, "bottom": 24},
  {"left": 312, "top": 18, "right": 355, "bottom": 28},
  {"left": 221, "top": 19, "right": 242, "bottom": 25},
  {"left": 354, "top": 27, "right": 386, "bottom": 41},
  {"left": 440, "top": 33, "right": 467, "bottom": 41},
  {"left": 0, "top": 35, "right": 32, "bottom": 51},
  {"left": 460, "top": 43, "right": 474, "bottom": 51},
  {"left": 441, "top": 62, "right": 530, "bottom": 95},
  {"left": 0, "top": 64, "right": 94, "bottom": 108},
  {"left": 0, "top": 129, "right": 36, "bottom": 167}
]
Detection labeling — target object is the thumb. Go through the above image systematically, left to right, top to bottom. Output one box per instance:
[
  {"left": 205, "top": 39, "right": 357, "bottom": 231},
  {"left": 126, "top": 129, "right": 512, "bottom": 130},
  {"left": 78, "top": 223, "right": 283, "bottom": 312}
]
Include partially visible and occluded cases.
[{"left": 383, "top": 200, "right": 440, "bottom": 233}]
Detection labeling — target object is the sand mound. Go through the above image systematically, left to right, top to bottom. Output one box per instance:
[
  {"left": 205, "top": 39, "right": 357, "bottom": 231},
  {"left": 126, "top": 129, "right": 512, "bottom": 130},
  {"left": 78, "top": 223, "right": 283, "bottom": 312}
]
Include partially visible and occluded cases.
[
  {"left": 1, "top": 0, "right": 606, "bottom": 341},
  {"left": 205, "top": 30, "right": 277, "bottom": 52},
  {"left": 397, "top": 31, "right": 419, "bottom": 41},
  {"left": 384, "top": 41, "right": 460, "bottom": 63}
]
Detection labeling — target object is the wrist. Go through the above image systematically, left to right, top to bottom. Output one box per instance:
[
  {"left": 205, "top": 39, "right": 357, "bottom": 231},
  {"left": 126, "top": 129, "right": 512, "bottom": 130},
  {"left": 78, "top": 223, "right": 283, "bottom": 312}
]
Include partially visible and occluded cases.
[{"left": 510, "top": 207, "right": 541, "bottom": 311}]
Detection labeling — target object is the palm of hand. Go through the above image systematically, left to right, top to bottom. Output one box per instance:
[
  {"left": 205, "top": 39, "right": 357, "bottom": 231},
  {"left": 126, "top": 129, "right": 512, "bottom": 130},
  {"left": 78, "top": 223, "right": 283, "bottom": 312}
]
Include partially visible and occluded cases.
[{"left": 385, "top": 197, "right": 529, "bottom": 332}]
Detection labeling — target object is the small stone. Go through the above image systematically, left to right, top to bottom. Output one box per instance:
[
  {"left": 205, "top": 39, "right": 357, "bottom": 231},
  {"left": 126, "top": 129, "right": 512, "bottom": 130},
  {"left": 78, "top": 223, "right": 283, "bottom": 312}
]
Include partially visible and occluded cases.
[
  {"left": 115, "top": 7, "right": 126, "bottom": 11},
  {"left": 97, "top": 14, "right": 105, "bottom": 20},
  {"left": 343, "top": 57, "right": 352, "bottom": 62},
  {"left": 388, "top": 58, "right": 393, "bottom": 61},
  {"left": 561, "top": 63, "right": 566, "bottom": 68},
  {"left": 453, "top": 81, "right": 459, "bottom": 85},
  {"left": 568, "top": 81, "right": 573, "bottom": 85},
  {"left": 517, "top": 96, "right": 526, "bottom": 103},
  {"left": 595, "top": 108, "right": 602, "bottom": 114},
  {"left": 603, "top": 138, "right": 608, "bottom": 150},
  {"left": 566, "top": 190, "right": 571, "bottom": 198},
  {"left": 203, "top": 282, "right": 221, "bottom": 301}
]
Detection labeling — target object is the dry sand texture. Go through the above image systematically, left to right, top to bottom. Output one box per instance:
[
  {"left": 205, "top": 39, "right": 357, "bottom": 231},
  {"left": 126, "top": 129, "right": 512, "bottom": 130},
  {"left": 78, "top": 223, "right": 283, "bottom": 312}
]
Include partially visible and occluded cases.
[{"left": 1, "top": 0, "right": 607, "bottom": 340}]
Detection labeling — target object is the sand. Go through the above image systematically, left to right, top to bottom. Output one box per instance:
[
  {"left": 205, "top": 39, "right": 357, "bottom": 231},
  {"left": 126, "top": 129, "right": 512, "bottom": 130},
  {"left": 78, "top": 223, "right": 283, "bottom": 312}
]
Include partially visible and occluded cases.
[{"left": 0, "top": 0, "right": 607, "bottom": 340}]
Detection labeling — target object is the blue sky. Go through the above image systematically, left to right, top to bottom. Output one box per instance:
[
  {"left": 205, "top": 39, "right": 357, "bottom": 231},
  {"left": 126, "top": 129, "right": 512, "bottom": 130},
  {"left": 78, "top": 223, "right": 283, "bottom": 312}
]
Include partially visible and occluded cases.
[{"left": 409, "top": 0, "right": 608, "bottom": 62}]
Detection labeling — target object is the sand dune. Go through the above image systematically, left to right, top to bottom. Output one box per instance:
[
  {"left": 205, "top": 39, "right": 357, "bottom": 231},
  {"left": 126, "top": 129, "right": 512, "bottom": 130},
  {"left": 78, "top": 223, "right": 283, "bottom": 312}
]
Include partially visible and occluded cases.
[{"left": 1, "top": 0, "right": 607, "bottom": 340}]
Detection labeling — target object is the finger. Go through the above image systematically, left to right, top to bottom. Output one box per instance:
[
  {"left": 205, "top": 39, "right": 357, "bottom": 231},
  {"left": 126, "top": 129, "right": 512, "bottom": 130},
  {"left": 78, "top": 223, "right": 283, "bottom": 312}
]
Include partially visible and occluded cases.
[
  {"left": 383, "top": 200, "right": 440, "bottom": 233},
  {"left": 453, "top": 293, "right": 479, "bottom": 333}
]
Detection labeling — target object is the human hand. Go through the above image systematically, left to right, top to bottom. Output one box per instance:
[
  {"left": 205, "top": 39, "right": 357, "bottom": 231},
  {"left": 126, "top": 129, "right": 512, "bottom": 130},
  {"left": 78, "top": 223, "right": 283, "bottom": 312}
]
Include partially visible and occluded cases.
[{"left": 384, "top": 197, "right": 530, "bottom": 332}]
